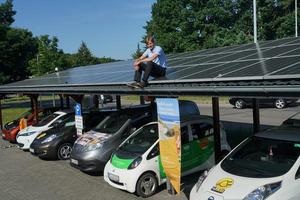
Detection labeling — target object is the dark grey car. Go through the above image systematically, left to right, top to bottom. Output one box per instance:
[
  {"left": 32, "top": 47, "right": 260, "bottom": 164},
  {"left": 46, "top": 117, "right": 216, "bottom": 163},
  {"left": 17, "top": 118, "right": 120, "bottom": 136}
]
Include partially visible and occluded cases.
[
  {"left": 229, "top": 97, "right": 298, "bottom": 109},
  {"left": 69, "top": 100, "right": 200, "bottom": 173},
  {"left": 70, "top": 105, "right": 153, "bottom": 172}
]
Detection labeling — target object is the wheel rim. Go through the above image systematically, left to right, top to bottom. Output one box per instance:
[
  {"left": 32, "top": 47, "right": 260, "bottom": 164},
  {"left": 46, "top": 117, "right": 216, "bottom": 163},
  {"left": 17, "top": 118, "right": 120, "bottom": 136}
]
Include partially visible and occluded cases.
[
  {"left": 275, "top": 99, "right": 285, "bottom": 109},
  {"left": 235, "top": 100, "right": 243, "bottom": 109},
  {"left": 59, "top": 145, "right": 72, "bottom": 159},
  {"left": 140, "top": 175, "right": 156, "bottom": 196}
]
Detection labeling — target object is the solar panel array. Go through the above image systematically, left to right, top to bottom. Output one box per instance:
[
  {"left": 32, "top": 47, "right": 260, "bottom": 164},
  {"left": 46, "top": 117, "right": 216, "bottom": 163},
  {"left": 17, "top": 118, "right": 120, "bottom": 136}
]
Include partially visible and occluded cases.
[{"left": 3, "top": 37, "right": 300, "bottom": 88}]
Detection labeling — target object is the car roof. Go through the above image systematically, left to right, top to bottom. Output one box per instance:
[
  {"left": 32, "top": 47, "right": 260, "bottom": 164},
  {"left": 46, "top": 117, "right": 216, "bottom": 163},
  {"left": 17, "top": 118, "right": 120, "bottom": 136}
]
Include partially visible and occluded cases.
[
  {"left": 54, "top": 109, "right": 74, "bottom": 115},
  {"left": 180, "top": 115, "right": 212, "bottom": 123},
  {"left": 255, "top": 127, "right": 300, "bottom": 142}
]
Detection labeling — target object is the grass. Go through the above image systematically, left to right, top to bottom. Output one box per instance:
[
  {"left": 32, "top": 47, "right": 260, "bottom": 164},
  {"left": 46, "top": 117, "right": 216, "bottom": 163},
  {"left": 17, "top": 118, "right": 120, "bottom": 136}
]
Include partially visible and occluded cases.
[
  {"left": 121, "top": 95, "right": 229, "bottom": 104},
  {"left": 2, "top": 107, "right": 30, "bottom": 124}
]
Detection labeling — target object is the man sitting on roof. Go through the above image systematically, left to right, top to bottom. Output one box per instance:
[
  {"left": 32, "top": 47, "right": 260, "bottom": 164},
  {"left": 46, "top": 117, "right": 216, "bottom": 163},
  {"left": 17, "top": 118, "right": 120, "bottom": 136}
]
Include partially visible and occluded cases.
[{"left": 128, "top": 35, "right": 168, "bottom": 88}]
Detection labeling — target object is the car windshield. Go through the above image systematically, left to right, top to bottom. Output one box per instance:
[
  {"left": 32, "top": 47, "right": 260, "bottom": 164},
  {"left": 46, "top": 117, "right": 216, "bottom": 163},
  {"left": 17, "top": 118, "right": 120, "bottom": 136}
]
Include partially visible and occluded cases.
[
  {"left": 34, "top": 113, "right": 60, "bottom": 127},
  {"left": 93, "top": 113, "right": 129, "bottom": 134},
  {"left": 119, "top": 123, "right": 158, "bottom": 154},
  {"left": 221, "top": 136, "right": 300, "bottom": 178}
]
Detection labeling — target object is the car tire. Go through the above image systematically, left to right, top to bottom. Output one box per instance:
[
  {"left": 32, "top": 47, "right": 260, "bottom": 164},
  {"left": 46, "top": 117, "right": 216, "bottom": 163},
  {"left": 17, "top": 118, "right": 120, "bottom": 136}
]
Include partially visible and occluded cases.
[
  {"left": 235, "top": 99, "right": 246, "bottom": 109},
  {"left": 274, "top": 99, "right": 286, "bottom": 109},
  {"left": 57, "top": 143, "right": 72, "bottom": 160},
  {"left": 136, "top": 172, "right": 158, "bottom": 198}
]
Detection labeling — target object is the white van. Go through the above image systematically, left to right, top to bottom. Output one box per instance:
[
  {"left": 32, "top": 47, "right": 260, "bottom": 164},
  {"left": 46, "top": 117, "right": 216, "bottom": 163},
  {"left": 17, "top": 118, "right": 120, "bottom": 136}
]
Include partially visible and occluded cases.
[{"left": 104, "top": 115, "right": 231, "bottom": 197}]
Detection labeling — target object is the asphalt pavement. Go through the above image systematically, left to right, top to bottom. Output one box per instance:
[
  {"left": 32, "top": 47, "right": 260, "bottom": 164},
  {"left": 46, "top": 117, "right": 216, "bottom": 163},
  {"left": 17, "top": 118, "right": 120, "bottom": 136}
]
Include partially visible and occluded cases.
[{"left": 1, "top": 103, "right": 299, "bottom": 200}]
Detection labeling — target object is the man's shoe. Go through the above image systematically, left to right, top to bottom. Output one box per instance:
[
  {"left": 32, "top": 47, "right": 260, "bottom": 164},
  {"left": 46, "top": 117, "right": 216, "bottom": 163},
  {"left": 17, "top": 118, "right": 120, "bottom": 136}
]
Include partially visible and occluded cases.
[
  {"left": 137, "top": 81, "right": 148, "bottom": 88},
  {"left": 127, "top": 82, "right": 140, "bottom": 88}
]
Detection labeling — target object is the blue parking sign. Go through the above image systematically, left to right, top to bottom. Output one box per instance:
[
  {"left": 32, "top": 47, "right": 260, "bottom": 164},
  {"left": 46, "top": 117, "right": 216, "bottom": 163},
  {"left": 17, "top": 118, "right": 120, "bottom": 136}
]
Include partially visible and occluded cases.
[{"left": 75, "top": 103, "right": 81, "bottom": 116}]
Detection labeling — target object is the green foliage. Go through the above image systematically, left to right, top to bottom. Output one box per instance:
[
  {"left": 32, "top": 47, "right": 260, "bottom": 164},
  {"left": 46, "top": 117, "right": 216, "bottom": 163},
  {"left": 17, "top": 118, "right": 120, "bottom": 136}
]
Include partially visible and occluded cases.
[
  {"left": 0, "top": 0, "right": 15, "bottom": 26},
  {"left": 144, "top": 0, "right": 298, "bottom": 54},
  {"left": 0, "top": 28, "right": 38, "bottom": 84},
  {"left": 28, "top": 35, "right": 68, "bottom": 76},
  {"left": 73, "top": 41, "right": 98, "bottom": 66},
  {"left": 131, "top": 43, "right": 144, "bottom": 59}
]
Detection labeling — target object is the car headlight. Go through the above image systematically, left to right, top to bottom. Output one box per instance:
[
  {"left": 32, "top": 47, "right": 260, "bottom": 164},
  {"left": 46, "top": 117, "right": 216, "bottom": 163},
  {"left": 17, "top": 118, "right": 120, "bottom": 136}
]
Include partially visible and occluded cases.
[
  {"left": 20, "top": 131, "right": 36, "bottom": 136},
  {"left": 41, "top": 134, "right": 57, "bottom": 144},
  {"left": 85, "top": 142, "right": 103, "bottom": 151},
  {"left": 128, "top": 156, "right": 142, "bottom": 169},
  {"left": 195, "top": 170, "right": 209, "bottom": 192},
  {"left": 243, "top": 181, "right": 282, "bottom": 200}
]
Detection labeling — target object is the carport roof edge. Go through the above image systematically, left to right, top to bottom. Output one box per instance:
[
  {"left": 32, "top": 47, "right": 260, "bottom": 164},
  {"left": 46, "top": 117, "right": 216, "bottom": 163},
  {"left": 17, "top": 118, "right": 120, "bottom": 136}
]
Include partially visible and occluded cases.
[{"left": 1, "top": 37, "right": 300, "bottom": 98}]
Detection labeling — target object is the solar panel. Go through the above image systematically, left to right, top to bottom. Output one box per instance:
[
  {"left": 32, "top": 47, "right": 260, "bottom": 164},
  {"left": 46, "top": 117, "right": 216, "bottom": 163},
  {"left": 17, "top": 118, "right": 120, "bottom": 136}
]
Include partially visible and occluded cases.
[{"left": 1, "top": 37, "right": 300, "bottom": 95}]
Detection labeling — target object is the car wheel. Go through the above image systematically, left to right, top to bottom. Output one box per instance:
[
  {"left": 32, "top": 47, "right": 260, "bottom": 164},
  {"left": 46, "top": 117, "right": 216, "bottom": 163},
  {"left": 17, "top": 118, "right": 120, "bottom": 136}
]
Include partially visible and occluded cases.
[
  {"left": 235, "top": 99, "right": 246, "bottom": 109},
  {"left": 274, "top": 99, "right": 286, "bottom": 109},
  {"left": 57, "top": 143, "right": 72, "bottom": 160},
  {"left": 136, "top": 172, "right": 158, "bottom": 198}
]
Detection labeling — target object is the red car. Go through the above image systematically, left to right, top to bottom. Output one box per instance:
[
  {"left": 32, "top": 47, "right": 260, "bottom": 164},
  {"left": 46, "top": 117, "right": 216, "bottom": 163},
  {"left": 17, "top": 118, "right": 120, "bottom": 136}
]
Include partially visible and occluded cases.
[{"left": 1, "top": 107, "right": 59, "bottom": 142}]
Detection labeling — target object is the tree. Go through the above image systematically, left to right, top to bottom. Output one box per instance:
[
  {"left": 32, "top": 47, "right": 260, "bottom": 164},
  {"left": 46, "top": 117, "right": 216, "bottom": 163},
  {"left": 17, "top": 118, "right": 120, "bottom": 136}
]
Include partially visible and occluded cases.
[
  {"left": 0, "top": 0, "right": 15, "bottom": 26},
  {"left": 0, "top": 0, "right": 38, "bottom": 84},
  {"left": 144, "top": 0, "right": 297, "bottom": 54},
  {"left": 28, "top": 35, "right": 69, "bottom": 76},
  {"left": 74, "top": 41, "right": 98, "bottom": 66},
  {"left": 131, "top": 43, "right": 144, "bottom": 59}
]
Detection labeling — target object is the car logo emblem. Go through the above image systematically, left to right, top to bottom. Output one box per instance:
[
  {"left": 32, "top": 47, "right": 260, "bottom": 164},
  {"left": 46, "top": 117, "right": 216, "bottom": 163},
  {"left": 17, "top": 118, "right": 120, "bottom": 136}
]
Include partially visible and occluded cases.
[
  {"left": 211, "top": 177, "right": 234, "bottom": 194},
  {"left": 208, "top": 196, "right": 214, "bottom": 200}
]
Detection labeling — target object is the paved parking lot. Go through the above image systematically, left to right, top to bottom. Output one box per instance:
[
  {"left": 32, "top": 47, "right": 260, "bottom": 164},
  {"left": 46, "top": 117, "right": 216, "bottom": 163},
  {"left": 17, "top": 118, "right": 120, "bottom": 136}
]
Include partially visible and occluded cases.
[
  {"left": 1, "top": 103, "right": 299, "bottom": 200},
  {"left": 0, "top": 138, "right": 195, "bottom": 200}
]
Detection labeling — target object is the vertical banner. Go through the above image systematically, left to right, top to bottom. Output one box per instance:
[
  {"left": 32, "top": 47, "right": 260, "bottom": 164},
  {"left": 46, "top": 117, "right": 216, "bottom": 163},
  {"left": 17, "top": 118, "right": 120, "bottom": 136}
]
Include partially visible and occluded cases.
[{"left": 156, "top": 98, "right": 181, "bottom": 194}]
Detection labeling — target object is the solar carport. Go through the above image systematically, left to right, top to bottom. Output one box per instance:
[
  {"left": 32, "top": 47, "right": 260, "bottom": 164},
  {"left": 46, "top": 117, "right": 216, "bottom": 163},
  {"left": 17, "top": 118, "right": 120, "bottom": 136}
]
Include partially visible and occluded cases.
[{"left": 1, "top": 36, "right": 300, "bottom": 161}]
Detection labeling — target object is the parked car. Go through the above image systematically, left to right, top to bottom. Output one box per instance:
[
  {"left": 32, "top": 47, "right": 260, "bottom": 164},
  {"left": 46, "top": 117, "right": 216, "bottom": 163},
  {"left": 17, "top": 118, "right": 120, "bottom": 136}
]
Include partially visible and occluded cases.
[
  {"left": 103, "top": 95, "right": 113, "bottom": 103},
  {"left": 229, "top": 97, "right": 298, "bottom": 109},
  {"left": 70, "top": 100, "right": 200, "bottom": 173},
  {"left": 70, "top": 104, "right": 153, "bottom": 172},
  {"left": 1, "top": 107, "right": 59, "bottom": 142},
  {"left": 16, "top": 110, "right": 74, "bottom": 150},
  {"left": 29, "top": 110, "right": 107, "bottom": 160},
  {"left": 104, "top": 115, "right": 231, "bottom": 198},
  {"left": 190, "top": 126, "right": 300, "bottom": 200}
]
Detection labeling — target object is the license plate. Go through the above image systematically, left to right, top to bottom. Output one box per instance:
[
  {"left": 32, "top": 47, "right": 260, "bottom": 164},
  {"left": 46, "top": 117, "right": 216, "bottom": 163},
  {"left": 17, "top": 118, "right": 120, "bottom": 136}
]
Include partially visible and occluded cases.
[
  {"left": 29, "top": 148, "right": 34, "bottom": 153},
  {"left": 71, "top": 159, "right": 78, "bottom": 165},
  {"left": 108, "top": 172, "right": 119, "bottom": 182}
]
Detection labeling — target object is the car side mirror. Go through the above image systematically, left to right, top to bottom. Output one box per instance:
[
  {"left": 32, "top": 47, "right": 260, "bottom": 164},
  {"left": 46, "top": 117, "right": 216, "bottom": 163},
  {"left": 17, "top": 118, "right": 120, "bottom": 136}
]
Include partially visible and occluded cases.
[{"left": 130, "top": 127, "right": 136, "bottom": 134}]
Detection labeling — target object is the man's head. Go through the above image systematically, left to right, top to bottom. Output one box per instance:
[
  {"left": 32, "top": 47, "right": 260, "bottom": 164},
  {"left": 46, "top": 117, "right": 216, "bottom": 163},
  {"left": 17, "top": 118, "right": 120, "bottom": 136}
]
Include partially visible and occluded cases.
[{"left": 146, "top": 35, "right": 155, "bottom": 50}]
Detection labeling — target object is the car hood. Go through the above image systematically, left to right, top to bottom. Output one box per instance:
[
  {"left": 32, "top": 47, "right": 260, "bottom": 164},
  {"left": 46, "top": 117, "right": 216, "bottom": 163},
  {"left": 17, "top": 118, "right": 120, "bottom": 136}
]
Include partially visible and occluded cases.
[
  {"left": 18, "top": 125, "right": 46, "bottom": 135},
  {"left": 75, "top": 130, "right": 111, "bottom": 146},
  {"left": 198, "top": 164, "right": 284, "bottom": 199}
]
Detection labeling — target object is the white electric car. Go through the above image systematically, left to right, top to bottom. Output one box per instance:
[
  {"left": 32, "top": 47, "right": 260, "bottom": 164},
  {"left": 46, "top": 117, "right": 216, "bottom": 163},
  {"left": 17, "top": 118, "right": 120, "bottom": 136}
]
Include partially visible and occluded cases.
[
  {"left": 16, "top": 110, "right": 73, "bottom": 150},
  {"left": 104, "top": 115, "right": 231, "bottom": 198},
  {"left": 190, "top": 126, "right": 300, "bottom": 200}
]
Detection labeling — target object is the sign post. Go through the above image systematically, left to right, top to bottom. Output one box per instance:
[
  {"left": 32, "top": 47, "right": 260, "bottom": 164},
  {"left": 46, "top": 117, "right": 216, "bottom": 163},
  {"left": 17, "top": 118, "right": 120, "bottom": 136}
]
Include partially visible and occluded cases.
[{"left": 75, "top": 103, "right": 83, "bottom": 137}]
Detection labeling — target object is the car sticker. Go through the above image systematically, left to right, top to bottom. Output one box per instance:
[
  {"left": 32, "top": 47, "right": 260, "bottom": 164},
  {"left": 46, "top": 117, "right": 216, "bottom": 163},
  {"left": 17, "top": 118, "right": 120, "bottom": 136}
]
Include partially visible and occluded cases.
[
  {"left": 76, "top": 131, "right": 110, "bottom": 146},
  {"left": 37, "top": 133, "right": 46, "bottom": 139},
  {"left": 294, "top": 144, "right": 300, "bottom": 148},
  {"left": 211, "top": 178, "right": 234, "bottom": 194}
]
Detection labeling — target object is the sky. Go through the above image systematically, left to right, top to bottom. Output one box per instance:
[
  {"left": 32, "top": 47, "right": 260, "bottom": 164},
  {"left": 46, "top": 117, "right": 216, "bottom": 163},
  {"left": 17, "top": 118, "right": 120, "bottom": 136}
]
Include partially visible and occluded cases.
[{"left": 6, "top": 0, "right": 156, "bottom": 60}]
